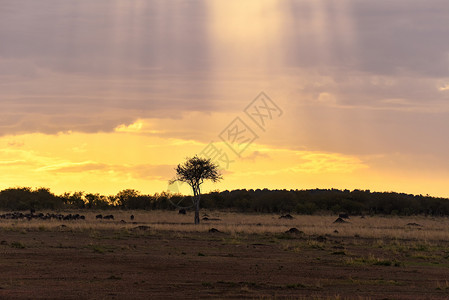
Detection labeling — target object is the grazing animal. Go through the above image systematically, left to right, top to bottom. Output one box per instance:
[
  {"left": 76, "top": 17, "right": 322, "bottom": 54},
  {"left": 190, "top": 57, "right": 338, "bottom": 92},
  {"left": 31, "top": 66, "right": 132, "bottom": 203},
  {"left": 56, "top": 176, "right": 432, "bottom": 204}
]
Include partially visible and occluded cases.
[
  {"left": 178, "top": 209, "right": 186, "bottom": 215},
  {"left": 0, "top": 211, "right": 85, "bottom": 221},
  {"left": 339, "top": 213, "right": 350, "bottom": 219},
  {"left": 95, "top": 214, "right": 103, "bottom": 219},
  {"left": 103, "top": 214, "right": 114, "bottom": 220},
  {"left": 279, "top": 214, "right": 294, "bottom": 220},
  {"left": 130, "top": 215, "right": 134, "bottom": 220},
  {"left": 285, "top": 227, "right": 303, "bottom": 234}
]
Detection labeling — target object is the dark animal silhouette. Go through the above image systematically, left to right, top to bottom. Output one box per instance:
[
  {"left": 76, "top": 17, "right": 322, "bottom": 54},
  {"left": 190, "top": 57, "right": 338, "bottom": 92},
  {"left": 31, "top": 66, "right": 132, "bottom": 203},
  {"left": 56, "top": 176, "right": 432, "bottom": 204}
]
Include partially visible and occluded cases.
[
  {"left": 0, "top": 212, "right": 85, "bottom": 221},
  {"left": 339, "top": 213, "right": 350, "bottom": 219},
  {"left": 279, "top": 214, "right": 294, "bottom": 219},
  {"left": 285, "top": 227, "right": 302, "bottom": 234}
]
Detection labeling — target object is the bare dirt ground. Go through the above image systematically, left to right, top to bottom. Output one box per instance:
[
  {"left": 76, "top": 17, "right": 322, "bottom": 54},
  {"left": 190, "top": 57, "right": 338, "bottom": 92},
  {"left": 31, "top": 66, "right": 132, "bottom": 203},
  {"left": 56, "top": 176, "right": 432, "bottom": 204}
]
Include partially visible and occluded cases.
[{"left": 1, "top": 213, "right": 449, "bottom": 299}]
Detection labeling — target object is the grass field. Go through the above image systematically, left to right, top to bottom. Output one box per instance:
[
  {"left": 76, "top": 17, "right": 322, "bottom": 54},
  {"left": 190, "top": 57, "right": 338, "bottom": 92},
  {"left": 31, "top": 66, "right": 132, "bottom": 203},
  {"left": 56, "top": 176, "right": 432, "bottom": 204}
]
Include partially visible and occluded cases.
[
  {"left": 1, "top": 210, "right": 449, "bottom": 299},
  {"left": 3, "top": 210, "right": 449, "bottom": 240}
]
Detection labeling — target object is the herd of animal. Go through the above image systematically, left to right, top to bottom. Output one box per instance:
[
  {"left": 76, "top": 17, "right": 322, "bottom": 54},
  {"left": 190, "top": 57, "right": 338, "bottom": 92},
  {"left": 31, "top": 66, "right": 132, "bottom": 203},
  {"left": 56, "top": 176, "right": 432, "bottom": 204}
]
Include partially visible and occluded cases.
[
  {"left": 1, "top": 210, "right": 352, "bottom": 224},
  {"left": 0, "top": 211, "right": 137, "bottom": 222},
  {"left": 0, "top": 211, "right": 86, "bottom": 221},
  {"left": 95, "top": 214, "right": 115, "bottom": 220}
]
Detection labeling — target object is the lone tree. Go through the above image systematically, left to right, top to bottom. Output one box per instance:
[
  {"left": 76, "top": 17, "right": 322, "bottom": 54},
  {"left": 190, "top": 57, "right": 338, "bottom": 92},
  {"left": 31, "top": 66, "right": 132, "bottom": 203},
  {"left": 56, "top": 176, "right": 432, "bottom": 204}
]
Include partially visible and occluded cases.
[{"left": 170, "top": 156, "right": 222, "bottom": 224}]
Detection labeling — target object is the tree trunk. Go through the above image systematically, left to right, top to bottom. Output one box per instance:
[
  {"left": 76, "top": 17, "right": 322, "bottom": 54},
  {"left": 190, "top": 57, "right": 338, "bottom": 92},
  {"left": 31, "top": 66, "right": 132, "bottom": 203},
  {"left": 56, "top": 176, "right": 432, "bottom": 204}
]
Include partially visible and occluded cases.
[
  {"left": 192, "top": 185, "right": 201, "bottom": 225},
  {"left": 194, "top": 189, "right": 201, "bottom": 225},
  {"left": 194, "top": 198, "right": 200, "bottom": 225}
]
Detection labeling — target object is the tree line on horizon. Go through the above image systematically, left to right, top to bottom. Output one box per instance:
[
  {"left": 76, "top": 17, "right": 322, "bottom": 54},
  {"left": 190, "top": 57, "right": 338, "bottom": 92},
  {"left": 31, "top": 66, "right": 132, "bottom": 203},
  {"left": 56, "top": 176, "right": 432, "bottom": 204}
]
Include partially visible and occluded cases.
[{"left": 0, "top": 187, "right": 448, "bottom": 216}]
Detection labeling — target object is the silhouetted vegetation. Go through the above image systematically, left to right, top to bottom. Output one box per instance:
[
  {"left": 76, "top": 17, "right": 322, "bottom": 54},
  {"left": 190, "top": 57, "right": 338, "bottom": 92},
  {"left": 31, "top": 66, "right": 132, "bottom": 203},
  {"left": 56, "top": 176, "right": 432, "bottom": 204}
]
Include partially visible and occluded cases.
[
  {"left": 170, "top": 156, "right": 222, "bottom": 224},
  {"left": 0, "top": 187, "right": 448, "bottom": 216},
  {"left": 0, "top": 187, "right": 64, "bottom": 211}
]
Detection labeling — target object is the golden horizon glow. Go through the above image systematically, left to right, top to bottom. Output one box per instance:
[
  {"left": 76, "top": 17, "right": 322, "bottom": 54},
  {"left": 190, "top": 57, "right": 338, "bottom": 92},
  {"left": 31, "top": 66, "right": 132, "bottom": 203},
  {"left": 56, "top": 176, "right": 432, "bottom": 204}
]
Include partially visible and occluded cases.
[{"left": 1, "top": 125, "right": 448, "bottom": 198}]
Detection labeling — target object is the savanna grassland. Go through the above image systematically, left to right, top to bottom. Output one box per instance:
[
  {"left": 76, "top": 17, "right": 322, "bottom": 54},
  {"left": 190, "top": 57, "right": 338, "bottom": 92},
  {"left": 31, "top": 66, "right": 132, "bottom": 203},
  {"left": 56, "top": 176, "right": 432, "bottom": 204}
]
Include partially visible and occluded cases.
[{"left": 1, "top": 211, "right": 449, "bottom": 299}]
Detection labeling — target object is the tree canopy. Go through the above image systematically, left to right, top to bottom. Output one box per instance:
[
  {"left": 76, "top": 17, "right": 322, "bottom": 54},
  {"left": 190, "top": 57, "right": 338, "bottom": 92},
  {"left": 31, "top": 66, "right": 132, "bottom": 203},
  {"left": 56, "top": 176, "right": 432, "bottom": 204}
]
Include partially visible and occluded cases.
[{"left": 170, "top": 156, "right": 222, "bottom": 224}]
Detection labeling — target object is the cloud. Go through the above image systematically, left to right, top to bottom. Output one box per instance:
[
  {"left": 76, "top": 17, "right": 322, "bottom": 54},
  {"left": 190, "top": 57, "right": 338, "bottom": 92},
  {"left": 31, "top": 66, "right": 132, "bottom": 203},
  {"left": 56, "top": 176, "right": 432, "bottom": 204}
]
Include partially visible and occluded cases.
[
  {"left": 0, "top": 0, "right": 222, "bottom": 136},
  {"left": 1, "top": 0, "right": 449, "bottom": 138},
  {"left": 281, "top": 0, "right": 449, "bottom": 77},
  {"left": 0, "top": 71, "right": 222, "bottom": 136},
  {"left": 439, "top": 83, "right": 449, "bottom": 91},
  {"left": 317, "top": 93, "right": 337, "bottom": 105},
  {"left": 115, "top": 121, "right": 144, "bottom": 133},
  {"left": 7, "top": 140, "right": 25, "bottom": 147},
  {"left": 233, "top": 145, "right": 368, "bottom": 175},
  {"left": 241, "top": 151, "right": 271, "bottom": 162},
  {"left": 293, "top": 152, "right": 368, "bottom": 174},
  {"left": 0, "top": 159, "right": 27, "bottom": 166},
  {"left": 36, "top": 161, "right": 108, "bottom": 173},
  {"left": 37, "top": 161, "right": 175, "bottom": 181},
  {"left": 120, "top": 164, "right": 175, "bottom": 181}
]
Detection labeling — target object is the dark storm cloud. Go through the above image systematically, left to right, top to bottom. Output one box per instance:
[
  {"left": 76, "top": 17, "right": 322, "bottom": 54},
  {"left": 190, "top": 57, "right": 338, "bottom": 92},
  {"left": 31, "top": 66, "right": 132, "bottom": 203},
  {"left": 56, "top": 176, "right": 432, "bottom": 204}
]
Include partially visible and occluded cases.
[
  {"left": 0, "top": 0, "right": 215, "bottom": 135},
  {"left": 0, "top": 0, "right": 210, "bottom": 74},
  {"left": 1, "top": 0, "right": 449, "bottom": 139},
  {"left": 281, "top": 0, "right": 449, "bottom": 77},
  {"left": 352, "top": 0, "right": 449, "bottom": 77},
  {"left": 274, "top": 1, "right": 449, "bottom": 159}
]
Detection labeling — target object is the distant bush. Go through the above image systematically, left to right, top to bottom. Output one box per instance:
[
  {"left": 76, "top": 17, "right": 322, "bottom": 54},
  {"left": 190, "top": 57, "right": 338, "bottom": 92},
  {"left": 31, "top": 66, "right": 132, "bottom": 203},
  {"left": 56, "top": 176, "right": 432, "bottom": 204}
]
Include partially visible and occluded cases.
[
  {"left": 0, "top": 187, "right": 448, "bottom": 216},
  {"left": 0, "top": 187, "right": 64, "bottom": 210},
  {"left": 198, "top": 188, "right": 449, "bottom": 216}
]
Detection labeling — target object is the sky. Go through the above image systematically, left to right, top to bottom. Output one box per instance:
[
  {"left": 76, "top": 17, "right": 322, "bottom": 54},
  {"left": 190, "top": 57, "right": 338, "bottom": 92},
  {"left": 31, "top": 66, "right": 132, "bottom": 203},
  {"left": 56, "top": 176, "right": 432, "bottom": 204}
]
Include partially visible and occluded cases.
[{"left": 1, "top": 0, "right": 449, "bottom": 197}]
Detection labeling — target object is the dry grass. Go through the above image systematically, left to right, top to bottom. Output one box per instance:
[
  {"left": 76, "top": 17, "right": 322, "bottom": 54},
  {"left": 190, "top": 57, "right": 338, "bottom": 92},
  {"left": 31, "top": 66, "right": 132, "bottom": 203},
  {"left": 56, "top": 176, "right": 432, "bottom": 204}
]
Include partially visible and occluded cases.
[
  {"left": 1, "top": 210, "right": 449, "bottom": 241},
  {"left": 1, "top": 210, "right": 448, "bottom": 299}
]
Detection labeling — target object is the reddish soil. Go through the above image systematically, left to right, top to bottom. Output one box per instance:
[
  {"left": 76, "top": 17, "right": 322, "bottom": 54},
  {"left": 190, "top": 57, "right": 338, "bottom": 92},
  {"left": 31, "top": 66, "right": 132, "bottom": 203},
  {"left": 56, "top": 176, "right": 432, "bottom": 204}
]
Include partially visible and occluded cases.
[{"left": 1, "top": 227, "right": 448, "bottom": 299}]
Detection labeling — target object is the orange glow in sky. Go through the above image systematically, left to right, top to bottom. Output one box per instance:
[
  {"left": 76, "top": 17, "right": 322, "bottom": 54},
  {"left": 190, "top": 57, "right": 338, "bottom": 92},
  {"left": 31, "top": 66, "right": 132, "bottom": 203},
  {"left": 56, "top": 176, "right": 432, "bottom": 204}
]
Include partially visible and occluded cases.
[{"left": 1, "top": 1, "right": 449, "bottom": 197}]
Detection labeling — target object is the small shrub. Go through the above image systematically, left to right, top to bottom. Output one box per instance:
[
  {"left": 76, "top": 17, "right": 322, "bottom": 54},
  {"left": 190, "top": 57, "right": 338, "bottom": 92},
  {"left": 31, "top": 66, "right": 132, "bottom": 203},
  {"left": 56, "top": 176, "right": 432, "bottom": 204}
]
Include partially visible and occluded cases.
[
  {"left": 306, "top": 240, "right": 325, "bottom": 250},
  {"left": 10, "top": 241, "right": 25, "bottom": 249},
  {"left": 88, "top": 244, "right": 115, "bottom": 254},
  {"left": 92, "top": 246, "right": 105, "bottom": 253},
  {"left": 332, "top": 251, "right": 346, "bottom": 255},
  {"left": 346, "top": 255, "right": 402, "bottom": 267},
  {"left": 373, "top": 260, "right": 392, "bottom": 266},
  {"left": 201, "top": 282, "right": 213, "bottom": 287},
  {"left": 286, "top": 283, "right": 306, "bottom": 289}
]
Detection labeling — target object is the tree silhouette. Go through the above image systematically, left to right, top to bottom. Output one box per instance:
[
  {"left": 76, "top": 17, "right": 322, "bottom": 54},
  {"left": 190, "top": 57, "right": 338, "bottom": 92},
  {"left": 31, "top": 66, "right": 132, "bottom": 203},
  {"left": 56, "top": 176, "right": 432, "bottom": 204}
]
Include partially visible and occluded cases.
[{"left": 170, "top": 156, "right": 222, "bottom": 224}]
